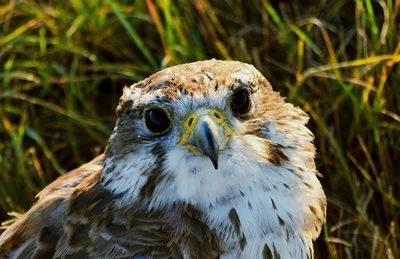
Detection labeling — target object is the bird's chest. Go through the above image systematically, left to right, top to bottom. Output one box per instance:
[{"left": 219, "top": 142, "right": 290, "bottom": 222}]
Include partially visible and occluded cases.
[
  {"left": 187, "top": 195, "right": 309, "bottom": 259},
  {"left": 202, "top": 198, "right": 271, "bottom": 249}
]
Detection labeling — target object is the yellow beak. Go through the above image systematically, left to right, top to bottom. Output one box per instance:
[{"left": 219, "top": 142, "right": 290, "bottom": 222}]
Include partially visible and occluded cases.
[{"left": 179, "top": 109, "right": 233, "bottom": 170}]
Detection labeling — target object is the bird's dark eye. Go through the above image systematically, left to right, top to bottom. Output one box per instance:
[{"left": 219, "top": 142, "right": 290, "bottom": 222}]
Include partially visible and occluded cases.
[
  {"left": 230, "top": 89, "right": 251, "bottom": 116},
  {"left": 144, "top": 108, "right": 171, "bottom": 135}
]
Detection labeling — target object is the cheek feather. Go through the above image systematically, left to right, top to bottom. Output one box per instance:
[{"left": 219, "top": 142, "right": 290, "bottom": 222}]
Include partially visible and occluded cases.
[
  {"left": 228, "top": 135, "right": 288, "bottom": 166},
  {"left": 101, "top": 149, "right": 158, "bottom": 202}
]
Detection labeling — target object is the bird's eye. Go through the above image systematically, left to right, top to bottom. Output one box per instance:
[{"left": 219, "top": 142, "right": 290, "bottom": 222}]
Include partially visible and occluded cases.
[
  {"left": 230, "top": 89, "right": 252, "bottom": 116},
  {"left": 144, "top": 108, "right": 171, "bottom": 135}
]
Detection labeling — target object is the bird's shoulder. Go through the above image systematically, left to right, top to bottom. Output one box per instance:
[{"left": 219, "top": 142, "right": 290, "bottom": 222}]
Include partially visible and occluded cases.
[
  {"left": 1, "top": 154, "right": 223, "bottom": 258},
  {"left": 0, "top": 155, "right": 104, "bottom": 257},
  {"left": 53, "top": 176, "right": 222, "bottom": 258}
]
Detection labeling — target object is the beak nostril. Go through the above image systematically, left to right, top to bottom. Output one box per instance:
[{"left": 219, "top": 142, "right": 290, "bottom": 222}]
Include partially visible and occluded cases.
[
  {"left": 213, "top": 112, "right": 221, "bottom": 119},
  {"left": 187, "top": 117, "right": 194, "bottom": 127}
]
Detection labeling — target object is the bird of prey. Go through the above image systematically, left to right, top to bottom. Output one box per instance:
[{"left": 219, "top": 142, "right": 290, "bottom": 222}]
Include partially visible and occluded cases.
[{"left": 0, "top": 60, "right": 326, "bottom": 259}]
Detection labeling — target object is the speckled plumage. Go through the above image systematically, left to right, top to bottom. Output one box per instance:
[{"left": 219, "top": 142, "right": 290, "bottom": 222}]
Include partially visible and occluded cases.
[{"left": 0, "top": 60, "right": 326, "bottom": 259}]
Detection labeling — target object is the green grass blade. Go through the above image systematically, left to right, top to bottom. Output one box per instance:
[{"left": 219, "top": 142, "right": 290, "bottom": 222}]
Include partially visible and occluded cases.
[{"left": 105, "top": 0, "right": 157, "bottom": 67}]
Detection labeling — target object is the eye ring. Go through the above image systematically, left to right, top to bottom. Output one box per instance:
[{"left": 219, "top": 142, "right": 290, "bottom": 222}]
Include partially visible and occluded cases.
[
  {"left": 230, "top": 89, "right": 252, "bottom": 117},
  {"left": 144, "top": 107, "right": 172, "bottom": 135}
]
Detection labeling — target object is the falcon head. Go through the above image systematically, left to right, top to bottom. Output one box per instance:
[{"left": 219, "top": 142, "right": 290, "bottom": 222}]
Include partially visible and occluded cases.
[{"left": 101, "top": 60, "right": 325, "bottom": 244}]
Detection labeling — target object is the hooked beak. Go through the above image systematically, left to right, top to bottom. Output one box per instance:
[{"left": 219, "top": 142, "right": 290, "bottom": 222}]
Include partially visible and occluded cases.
[{"left": 179, "top": 110, "right": 232, "bottom": 170}]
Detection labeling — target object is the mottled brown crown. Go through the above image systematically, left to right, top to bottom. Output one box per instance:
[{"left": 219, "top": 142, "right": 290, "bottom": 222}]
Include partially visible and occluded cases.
[{"left": 116, "top": 59, "right": 272, "bottom": 115}]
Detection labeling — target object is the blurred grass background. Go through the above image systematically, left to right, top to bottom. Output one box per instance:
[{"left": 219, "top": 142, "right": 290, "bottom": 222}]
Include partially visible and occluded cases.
[{"left": 0, "top": 0, "right": 399, "bottom": 257}]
